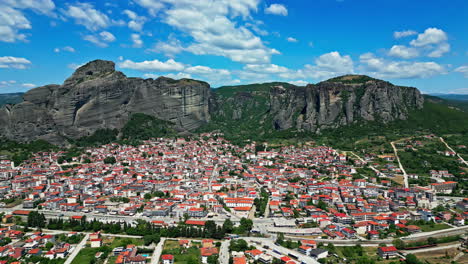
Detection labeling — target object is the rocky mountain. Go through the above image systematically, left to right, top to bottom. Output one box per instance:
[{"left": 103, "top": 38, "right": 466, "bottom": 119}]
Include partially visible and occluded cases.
[
  {"left": 0, "top": 60, "right": 211, "bottom": 144},
  {"left": 0, "top": 60, "right": 426, "bottom": 144},
  {"left": 207, "top": 75, "right": 424, "bottom": 137}
]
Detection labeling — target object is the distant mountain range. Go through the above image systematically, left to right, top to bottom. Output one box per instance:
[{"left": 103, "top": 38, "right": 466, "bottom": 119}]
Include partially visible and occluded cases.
[
  {"left": 0, "top": 60, "right": 467, "bottom": 146},
  {"left": 0, "top": 93, "right": 23, "bottom": 106},
  {"left": 429, "top": 93, "right": 468, "bottom": 101}
]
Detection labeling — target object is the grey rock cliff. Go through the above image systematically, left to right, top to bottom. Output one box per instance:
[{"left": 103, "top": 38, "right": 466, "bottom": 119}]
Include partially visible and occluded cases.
[
  {"left": 0, "top": 60, "right": 211, "bottom": 143},
  {"left": 272, "top": 77, "right": 424, "bottom": 131}
]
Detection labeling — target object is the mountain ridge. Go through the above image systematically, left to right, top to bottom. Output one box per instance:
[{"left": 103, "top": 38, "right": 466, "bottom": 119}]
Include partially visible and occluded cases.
[{"left": 0, "top": 59, "right": 455, "bottom": 145}]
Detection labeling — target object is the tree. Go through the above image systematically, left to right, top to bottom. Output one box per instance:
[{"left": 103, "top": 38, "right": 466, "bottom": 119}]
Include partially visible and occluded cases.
[
  {"left": 104, "top": 156, "right": 116, "bottom": 164},
  {"left": 223, "top": 219, "right": 234, "bottom": 233},
  {"left": 276, "top": 233, "right": 284, "bottom": 245},
  {"left": 393, "top": 238, "right": 405, "bottom": 249},
  {"left": 405, "top": 254, "right": 422, "bottom": 264}
]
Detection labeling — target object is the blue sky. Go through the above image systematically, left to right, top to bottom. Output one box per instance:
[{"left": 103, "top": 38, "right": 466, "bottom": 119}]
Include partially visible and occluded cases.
[{"left": 1, "top": 0, "right": 467, "bottom": 94}]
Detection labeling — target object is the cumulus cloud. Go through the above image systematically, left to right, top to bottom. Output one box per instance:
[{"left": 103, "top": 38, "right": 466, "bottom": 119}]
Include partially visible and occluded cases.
[
  {"left": 0, "top": 0, "right": 54, "bottom": 43},
  {"left": 3, "top": 0, "right": 55, "bottom": 15},
  {"left": 133, "top": 0, "right": 165, "bottom": 16},
  {"left": 135, "top": 0, "right": 278, "bottom": 64},
  {"left": 64, "top": 3, "right": 111, "bottom": 31},
  {"left": 265, "top": 4, "right": 288, "bottom": 16},
  {"left": 123, "top": 9, "right": 146, "bottom": 32},
  {"left": 409, "top": 28, "right": 450, "bottom": 58},
  {"left": 410, "top": 28, "right": 448, "bottom": 47},
  {"left": 394, "top": 30, "right": 417, "bottom": 39},
  {"left": 84, "top": 31, "right": 116, "bottom": 47},
  {"left": 131, "top": 34, "right": 143, "bottom": 48},
  {"left": 150, "top": 36, "right": 185, "bottom": 57},
  {"left": 287, "top": 37, "right": 298, "bottom": 43},
  {"left": 388, "top": 45, "right": 419, "bottom": 59},
  {"left": 54, "top": 46, "right": 75, "bottom": 53},
  {"left": 241, "top": 52, "right": 354, "bottom": 82},
  {"left": 359, "top": 52, "right": 446, "bottom": 79},
  {"left": 0, "top": 56, "right": 32, "bottom": 69},
  {"left": 119, "top": 59, "right": 185, "bottom": 72},
  {"left": 243, "top": 64, "right": 289, "bottom": 74},
  {"left": 455, "top": 66, "right": 468, "bottom": 78},
  {"left": 0, "top": 80, "right": 36, "bottom": 92},
  {"left": 288, "top": 80, "right": 308, "bottom": 86}
]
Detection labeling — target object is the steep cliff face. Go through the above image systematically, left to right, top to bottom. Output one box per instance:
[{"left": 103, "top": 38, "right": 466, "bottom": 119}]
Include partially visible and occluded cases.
[
  {"left": 0, "top": 60, "right": 211, "bottom": 143},
  {"left": 209, "top": 75, "right": 424, "bottom": 135},
  {"left": 270, "top": 76, "right": 424, "bottom": 132}
]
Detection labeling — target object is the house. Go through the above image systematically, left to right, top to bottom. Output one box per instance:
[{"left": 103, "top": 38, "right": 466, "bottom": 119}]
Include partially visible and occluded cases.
[
  {"left": 405, "top": 225, "right": 421, "bottom": 233},
  {"left": 90, "top": 239, "right": 102, "bottom": 248},
  {"left": 202, "top": 239, "right": 214, "bottom": 248},
  {"left": 179, "top": 240, "right": 190, "bottom": 248},
  {"left": 298, "top": 245, "right": 312, "bottom": 255},
  {"left": 378, "top": 246, "right": 398, "bottom": 258},
  {"left": 200, "top": 247, "right": 218, "bottom": 264},
  {"left": 245, "top": 249, "right": 263, "bottom": 260},
  {"left": 161, "top": 254, "right": 174, "bottom": 264},
  {"left": 233, "top": 256, "right": 247, "bottom": 264}
]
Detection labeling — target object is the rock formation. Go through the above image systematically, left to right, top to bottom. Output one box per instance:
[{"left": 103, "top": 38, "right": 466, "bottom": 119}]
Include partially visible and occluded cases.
[{"left": 0, "top": 60, "right": 211, "bottom": 144}]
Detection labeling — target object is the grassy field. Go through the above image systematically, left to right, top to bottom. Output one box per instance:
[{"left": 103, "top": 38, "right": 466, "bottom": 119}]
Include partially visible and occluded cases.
[
  {"left": 418, "top": 223, "right": 451, "bottom": 232},
  {"left": 109, "top": 237, "right": 144, "bottom": 248},
  {"left": 162, "top": 240, "right": 202, "bottom": 264},
  {"left": 71, "top": 247, "right": 101, "bottom": 264}
]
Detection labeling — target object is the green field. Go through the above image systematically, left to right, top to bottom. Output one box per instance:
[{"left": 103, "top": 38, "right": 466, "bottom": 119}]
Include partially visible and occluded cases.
[
  {"left": 419, "top": 223, "right": 451, "bottom": 232},
  {"left": 109, "top": 237, "right": 144, "bottom": 248},
  {"left": 162, "top": 240, "right": 202, "bottom": 264},
  {"left": 71, "top": 247, "right": 101, "bottom": 264}
]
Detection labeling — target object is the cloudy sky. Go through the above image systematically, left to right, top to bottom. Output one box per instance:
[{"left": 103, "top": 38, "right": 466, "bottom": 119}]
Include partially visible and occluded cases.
[{"left": 1, "top": 0, "right": 467, "bottom": 94}]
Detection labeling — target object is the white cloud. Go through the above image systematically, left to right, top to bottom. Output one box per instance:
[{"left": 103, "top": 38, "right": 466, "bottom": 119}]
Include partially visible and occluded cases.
[
  {"left": 3, "top": 0, "right": 55, "bottom": 15},
  {"left": 133, "top": 0, "right": 165, "bottom": 16},
  {"left": 136, "top": 0, "right": 278, "bottom": 64},
  {"left": 64, "top": 3, "right": 111, "bottom": 31},
  {"left": 265, "top": 4, "right": 288, "bottom": 16},
  {"left": 0, "top": 5, "right": 31, "bottom": 42},
  {"left": 123, "top": 9, "right": 146, "bottom": 31},
  {"left": 406, "top": 28, "right": 450, "bottom": 58},
  {"left": 410, "top": 28, "right": 448, "bottom": 47},
  {"left": 394, "top": 30, "right": 417, "bottom": 39},
  {"left": 84, "top": 31, "right": 116, "bottom": 47},
  {"left": 99, "top": 31, "right": 115, "bottom": 42},
  {"left": 131, "top": 34, "right": 143, "bottom": 48},
  {"left": 150, "top": 36, "right": 185, "bottom": 57},
  {"left": 287, "top": 37, "right": 298, "bottom": 43},
  {"left": 427, "top": 42, "right": 450, "bottom": 58},
  {"left": 388, "top": 45, "right": 419, "bottom": 59},
  {"left": 54, "top": 46, "right": 76, "bottom": 53},
  {"left": 359, "top": 52, "right": 446, "bottom": 79},
  {"left": 0, "top": 56, "right": 32, "bottom": 69},
  {"left": 119, "top": 59, "right": 185, "bottom": 72},
  {"left": 67, "top": 63, "right": 84, "bottom": 70},
  {"left": 243, "top": 64, "right": 289, "bottom": 74},
  {"left": 455, "top": 66, "right": 468, "bottom": 78},
  {"left": 143, "top": 72, "right": 192, "bottom": 79},
  {"left": 0, "top": 80, "right": 36, "bottom": 92},
  {"left": 289, "top": 80, "right": 308, "bottom": 86},
  {"left": 21, "top": 83, "right": 36, "bottom": 88}
]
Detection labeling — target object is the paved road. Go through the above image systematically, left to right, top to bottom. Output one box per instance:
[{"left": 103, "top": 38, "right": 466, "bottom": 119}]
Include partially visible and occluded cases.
[
  {"left": 440, "top": 137, "right": 468, "bottom": 166},
  {"left": 391, "top": 141, "right": 409, "bottom": 188},
  {"left": 64, "top": 233, "right": 89, "bottom": 264},
  {"left": 150, "top": 237, "right": 166, "bottom": 264},
  {"left": 243, "top": 237, "right": 320, "bottom": 264},
  {"left": 219, "top": 239, "right": 230, "bottom": 264},
  {"left": 401, "top": 243, "right": 460, "bottom": 254}
]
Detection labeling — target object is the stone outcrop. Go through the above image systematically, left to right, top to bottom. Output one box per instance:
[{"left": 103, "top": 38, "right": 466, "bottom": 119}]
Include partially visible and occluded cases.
[
  {"left": 0, "top": 60, "right": 211, "bottom": 144},
  {"left": 211, "top": 75, "right": 424, "bottom": 133}
]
